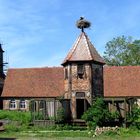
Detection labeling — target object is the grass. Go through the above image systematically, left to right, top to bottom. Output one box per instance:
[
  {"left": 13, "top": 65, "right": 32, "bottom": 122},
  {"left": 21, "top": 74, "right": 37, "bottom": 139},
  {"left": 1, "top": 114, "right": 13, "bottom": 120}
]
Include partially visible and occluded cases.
[
  {"left": 0, "top": 110, "right": 140, "bottom": 139},
  {"left": 0, "top": 128, "right": 140, "bottom": 140},
  {"left": 0, "top": 130, "right": 88, "bottom": 139}
]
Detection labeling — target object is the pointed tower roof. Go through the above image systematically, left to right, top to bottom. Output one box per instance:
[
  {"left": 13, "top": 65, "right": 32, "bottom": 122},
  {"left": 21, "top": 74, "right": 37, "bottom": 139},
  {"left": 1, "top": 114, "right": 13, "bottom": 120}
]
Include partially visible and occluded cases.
[
  {"left": 62, "top": 32, "right": 105, "bottom": 65},
  {"left": 0, "top": 44, "right": 4, "bottom": 52}
]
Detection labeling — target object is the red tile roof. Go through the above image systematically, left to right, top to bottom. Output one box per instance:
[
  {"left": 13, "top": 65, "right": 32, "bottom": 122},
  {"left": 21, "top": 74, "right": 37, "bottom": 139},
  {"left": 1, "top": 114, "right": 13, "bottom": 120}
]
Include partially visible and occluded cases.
[
  {"left": 62, "top": 32, "right": 105, "bottom": 65},
  {"left": 2, "top": 66, "right": 140, "bottom": 98},
  {"left": 104, "top": 66, "right": 140, "bottom": 97},
  {"left": 2, "top": 67, "right": 64, "bottom": 97},
  {"left": 0, "top": 77, "right": 4, "bottom": 88}
]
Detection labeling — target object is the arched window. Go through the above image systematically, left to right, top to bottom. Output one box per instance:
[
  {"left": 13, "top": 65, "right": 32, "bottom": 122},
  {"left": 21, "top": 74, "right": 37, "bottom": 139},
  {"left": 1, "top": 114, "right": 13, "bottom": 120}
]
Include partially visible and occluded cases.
[
  {"left": 9, "top": 99, "right": 16, "bottom": 109},
  {"left": 20, "top": 99, "right": 26, "bottom": 109}
]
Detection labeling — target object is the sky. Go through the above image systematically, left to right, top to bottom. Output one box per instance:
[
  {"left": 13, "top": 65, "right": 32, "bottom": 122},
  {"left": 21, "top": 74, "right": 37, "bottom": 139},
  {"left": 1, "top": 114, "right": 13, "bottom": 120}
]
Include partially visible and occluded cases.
[{"left": 0, "top": 0, "right": 140, "bottom": 69}]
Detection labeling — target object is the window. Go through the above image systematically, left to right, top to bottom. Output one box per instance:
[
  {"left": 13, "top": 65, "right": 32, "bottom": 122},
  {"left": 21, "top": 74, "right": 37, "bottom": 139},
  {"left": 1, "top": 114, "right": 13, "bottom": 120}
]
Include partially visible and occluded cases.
[
  {"left": 77, "top": 64, "right": 84, "bottom": 78},
  {"left": 64, "top": 68, "right": 68, "bottom": 79},
  {"left": 76, "top": 92, "right": 85, "bottom": 98},
  {"left": 9, "top": 99, "right": 16, "bottom": 109},
  {"left": 20, "top": 99, "right": 26, "bottom": 109},
  {"left": 30, "top": 100, "right": 37, "bottom": 111},
  {"left": 39, "top": 100, "right": 45, "bottom": 109}
]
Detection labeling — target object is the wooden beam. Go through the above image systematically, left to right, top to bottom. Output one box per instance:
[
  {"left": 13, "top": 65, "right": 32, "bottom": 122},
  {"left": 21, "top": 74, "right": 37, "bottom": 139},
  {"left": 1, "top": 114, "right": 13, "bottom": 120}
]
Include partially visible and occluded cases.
[{"left": 124, "top": 98, "right": 127, "bottom": 128}]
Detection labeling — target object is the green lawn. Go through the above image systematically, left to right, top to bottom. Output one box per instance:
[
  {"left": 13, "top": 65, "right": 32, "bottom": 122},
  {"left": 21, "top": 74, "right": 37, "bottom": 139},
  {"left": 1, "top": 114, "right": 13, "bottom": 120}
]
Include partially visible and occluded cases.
[
  {"left": 0, "top": 130, "right": 140, "bottom": 140},
  {"left": 16, "top": 137, "right": 140, "bottom": 140}
]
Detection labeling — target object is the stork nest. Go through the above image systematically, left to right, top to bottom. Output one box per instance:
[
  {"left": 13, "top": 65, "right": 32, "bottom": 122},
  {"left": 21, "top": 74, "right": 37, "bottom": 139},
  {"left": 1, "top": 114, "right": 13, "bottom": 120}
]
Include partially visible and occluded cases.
[{"left": 76, "top": 18, "right": 91, "bottom": 29}]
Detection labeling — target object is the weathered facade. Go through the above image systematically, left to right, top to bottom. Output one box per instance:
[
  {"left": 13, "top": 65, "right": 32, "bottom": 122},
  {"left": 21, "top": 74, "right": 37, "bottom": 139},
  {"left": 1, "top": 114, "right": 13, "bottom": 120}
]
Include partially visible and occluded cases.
[{"left": 62, "top": 32, "right": 105, "bottom": 119}]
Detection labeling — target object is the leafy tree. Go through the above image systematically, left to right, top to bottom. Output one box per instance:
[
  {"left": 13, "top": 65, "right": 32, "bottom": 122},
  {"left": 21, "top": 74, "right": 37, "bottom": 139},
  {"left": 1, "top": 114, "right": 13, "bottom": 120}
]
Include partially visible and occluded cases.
[{"left": 103, "top": 36, "right": 140, "bottom": 66}]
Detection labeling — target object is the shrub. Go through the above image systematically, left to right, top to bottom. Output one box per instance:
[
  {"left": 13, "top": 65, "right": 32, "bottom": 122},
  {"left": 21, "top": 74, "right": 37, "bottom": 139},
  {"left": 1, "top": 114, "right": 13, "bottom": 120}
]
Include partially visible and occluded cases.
[
  {"left": 82, "top": 98, "right": 119, "bottom": 130},
  {"left": 127, "top": 103, "right": 140, "bottom": 129},
  {"left": 56, "top": 108, "right": 65, "bottom": 123},
  {"left": 0, "top": 110, "right": 31, "bottom": 124},
  {"left": 0, "top": 110, "right": 32, "bottom": 132}
]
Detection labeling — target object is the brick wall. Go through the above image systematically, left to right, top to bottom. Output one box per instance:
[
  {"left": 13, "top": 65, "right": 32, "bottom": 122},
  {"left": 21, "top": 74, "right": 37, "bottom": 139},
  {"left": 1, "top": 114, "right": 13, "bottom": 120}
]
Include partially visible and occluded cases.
[
  {"left": 64, "top": 63, "right": 92, "bottom": 97},
  {"left": 64, "top": 63, "right": 92, "bottom": 119}
]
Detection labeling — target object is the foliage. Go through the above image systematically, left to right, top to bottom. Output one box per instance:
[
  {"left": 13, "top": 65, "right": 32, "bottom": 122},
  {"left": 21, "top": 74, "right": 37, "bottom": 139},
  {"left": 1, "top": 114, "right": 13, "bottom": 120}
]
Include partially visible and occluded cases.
[
  {"left": 103, "top": 36, "right": 140, "bottom": 66},
  {"left": 82, "top": 98, "right": 119, "bottom": 130},
  {"left": 127, "top": 103, "right": 140, "bottom": 129},
  {"left": 56, "top": 108, "right": 65, "bottom": 123},
  {"left": 0, "top": 110, "right": 31, "bottom": 124},
  {"left": 0, "top": 110, "right": 32, "bottom": 132},
  {"left": 33, "top": 112, "right": 45, "bottom": 120},
  {"left": 117, "top": 127, "right": 140, "bottom": 137}
]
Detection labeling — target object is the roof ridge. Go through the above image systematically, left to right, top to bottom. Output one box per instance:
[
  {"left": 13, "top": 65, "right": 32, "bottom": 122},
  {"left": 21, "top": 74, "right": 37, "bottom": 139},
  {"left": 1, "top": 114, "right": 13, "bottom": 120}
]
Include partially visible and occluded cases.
[
  {"left": 84, "top": 32, "right": 95, "bottom": 60},
  {"left": 62, "top": 33, "right": 83, "bottom": 64},
  {"left": 68, "top": 33, "right": 83, "bottom": 61},
  {"left": 104, "top": 65, "right": 140, "bottom": 68},
  {"left": 8, "top": 67, "right": 63, "bottom": 70}
]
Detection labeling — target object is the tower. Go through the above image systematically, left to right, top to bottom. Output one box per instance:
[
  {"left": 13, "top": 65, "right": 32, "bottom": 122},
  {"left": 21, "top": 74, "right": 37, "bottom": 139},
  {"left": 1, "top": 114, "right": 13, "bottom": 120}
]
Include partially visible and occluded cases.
[
  {"left": 62, "top": 18, "right": 105, "bottom": 119},
  {"left": 0, "top": 44, "right": 5, "bottom": 79},
  {"left": 0, "top": 44, "right": 6, "bottom": 109}
]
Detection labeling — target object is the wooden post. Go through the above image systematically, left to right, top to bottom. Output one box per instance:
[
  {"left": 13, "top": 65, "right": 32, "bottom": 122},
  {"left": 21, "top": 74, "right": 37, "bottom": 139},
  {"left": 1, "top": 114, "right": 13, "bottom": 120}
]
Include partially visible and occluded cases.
[
  {"left": 70, "top": 64, "right": 72, "bottom": 92},
  {"left": 90, "top": 64, "right": 93, "bottom": 104},
  {"left": 124, "top": 98, "right": 127, "bottom": 128},
  {"left": 54, "top": 99, "right": 56, "bottom": 121},
  {"left": 33, "top": 100, "right": 35, "bottom": 122}
]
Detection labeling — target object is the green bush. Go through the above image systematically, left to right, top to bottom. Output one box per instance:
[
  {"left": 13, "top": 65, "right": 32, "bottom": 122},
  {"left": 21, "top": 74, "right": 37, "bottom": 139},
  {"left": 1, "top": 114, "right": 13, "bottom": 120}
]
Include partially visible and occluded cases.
[
  {"left": 82, "top": 98, "right": 119, "bottom": 130},
  {"left": 127, "top": 103, "right": 140, "bottom": 129},
  {"left": 56, "top": 108, "right": 65, "bottom": 123},
  {"left": 0, "top": 110, "right": 31, "bottom": 124},
  {"left": 0, "top": 110, "right": 32, "bottom": 132}
]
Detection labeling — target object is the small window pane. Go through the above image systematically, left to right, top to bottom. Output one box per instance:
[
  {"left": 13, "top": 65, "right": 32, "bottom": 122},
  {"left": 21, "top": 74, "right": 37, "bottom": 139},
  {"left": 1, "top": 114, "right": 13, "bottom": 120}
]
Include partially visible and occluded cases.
[
  {"left": 9, "top": 100, "right": 16, "bottom": 109},
  {"left": 20, "top": 100, "right": 26, "bottom": 109}
]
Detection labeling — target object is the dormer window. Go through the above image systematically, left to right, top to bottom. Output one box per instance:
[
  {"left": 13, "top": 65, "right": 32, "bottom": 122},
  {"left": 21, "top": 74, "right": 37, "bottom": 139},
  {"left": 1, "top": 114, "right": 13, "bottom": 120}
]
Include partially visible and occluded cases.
[{"left": 77, "top": 64, "right": 84, "bottom": 78}]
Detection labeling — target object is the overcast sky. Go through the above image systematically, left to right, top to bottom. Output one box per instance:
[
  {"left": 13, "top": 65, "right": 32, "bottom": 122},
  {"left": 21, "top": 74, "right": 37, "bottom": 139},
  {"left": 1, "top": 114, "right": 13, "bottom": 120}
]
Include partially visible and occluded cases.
[{"left": 0, "top": 0, "right": 140, "bottom": 68}]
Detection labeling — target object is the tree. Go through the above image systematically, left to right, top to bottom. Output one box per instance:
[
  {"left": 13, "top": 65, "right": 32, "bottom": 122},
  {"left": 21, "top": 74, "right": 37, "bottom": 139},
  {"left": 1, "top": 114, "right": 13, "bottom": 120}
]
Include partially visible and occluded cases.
[{"left": 103, "top": 36, "right": 140, "bottom": 66}]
